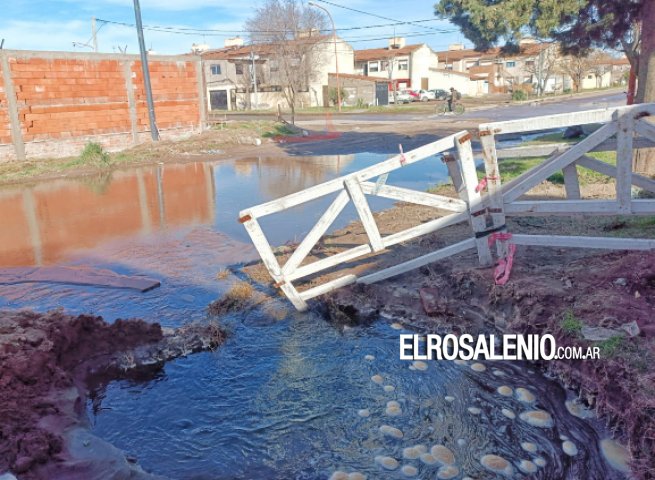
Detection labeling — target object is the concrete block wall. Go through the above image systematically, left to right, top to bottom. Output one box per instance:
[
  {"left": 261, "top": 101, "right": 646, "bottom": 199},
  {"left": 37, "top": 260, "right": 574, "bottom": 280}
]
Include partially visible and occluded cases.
[{"left": 0, "top": 50, "right": 206, "bottom": 162}]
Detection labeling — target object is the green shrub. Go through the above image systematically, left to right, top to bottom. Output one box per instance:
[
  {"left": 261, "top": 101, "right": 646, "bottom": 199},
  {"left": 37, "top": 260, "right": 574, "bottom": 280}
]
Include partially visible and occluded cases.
[
  {"left": 328, "top": 87, "right": 347, "bottom": 107},
  {"left": 512, "top": 90, "right": 527, "bottom": 101},
  {"left": 78, "top": 142, "right": 110, "bottom": 166},
  {"left": 561, "top": 310, "right": 583, "bottom": 336},
  {"left": 598, "top": 336, "right": 624, "bottom": 358}
]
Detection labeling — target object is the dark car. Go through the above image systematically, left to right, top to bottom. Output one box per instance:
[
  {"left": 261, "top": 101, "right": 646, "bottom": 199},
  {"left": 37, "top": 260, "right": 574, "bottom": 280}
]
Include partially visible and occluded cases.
[{"left": 430, "top": 89, "right": 448, "bottom": 100}]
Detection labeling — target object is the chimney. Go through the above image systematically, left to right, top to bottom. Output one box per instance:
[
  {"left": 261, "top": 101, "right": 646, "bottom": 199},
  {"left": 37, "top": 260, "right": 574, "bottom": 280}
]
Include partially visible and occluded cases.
[
  {"left": 224, "top": 37, "right": 244, "bottom": 48},
  {"left": 389, "top": 37, "right": 405, "bottom": 49},
  {"left": 191, "top": 43, "right": 210, "bottom": 54},
  {"left": 448, "top": 43, "right": 464, "bottom": 51}
]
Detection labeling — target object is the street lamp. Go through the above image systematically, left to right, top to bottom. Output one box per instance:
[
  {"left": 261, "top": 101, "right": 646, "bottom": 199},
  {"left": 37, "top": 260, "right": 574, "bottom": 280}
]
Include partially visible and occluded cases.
[{"left": 308, "top": 2, "right": 341, "bottom": 112}]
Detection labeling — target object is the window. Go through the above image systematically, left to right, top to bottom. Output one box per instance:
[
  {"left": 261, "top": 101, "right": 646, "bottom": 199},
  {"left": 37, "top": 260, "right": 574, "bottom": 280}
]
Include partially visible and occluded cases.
[
  {"left": 397, "top": 59, "right": 408, "bottom": 71},
  {"left": 381, "top": 60, "right": 389, "bottom": 71},
  {"left": 368, "top": 61, "right": 379, "bottom": 73},
  {"left": 506, "top": 61, "right": 516, "bottom": 68},
  {"left": 235, "top": 63, "right": 244, "bottom": 75},
  {"left": 210, "top": 64, "right": 221, "bottom": 75}
]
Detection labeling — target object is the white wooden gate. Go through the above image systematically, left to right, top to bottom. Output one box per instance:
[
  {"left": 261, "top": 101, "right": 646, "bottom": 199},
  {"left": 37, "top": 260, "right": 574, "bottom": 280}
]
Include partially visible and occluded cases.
[{"left": 240, "top": 103, "right": 655, "bottom": 311}]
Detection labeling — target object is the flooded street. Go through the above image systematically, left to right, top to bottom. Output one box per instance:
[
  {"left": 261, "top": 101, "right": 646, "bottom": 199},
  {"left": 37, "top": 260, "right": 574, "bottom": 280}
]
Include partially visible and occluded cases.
[{"left": 0, "top": 153, "right": 627, "bottom": 479}]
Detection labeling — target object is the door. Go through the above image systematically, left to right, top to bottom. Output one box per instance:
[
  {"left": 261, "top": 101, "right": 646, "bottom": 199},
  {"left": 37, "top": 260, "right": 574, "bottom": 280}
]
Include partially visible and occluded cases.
[
  {"left": 421, "top": 77, "right": 429, "bottom": 90},
  {"left": 375, "top": 82, "right": 389, "bottom": 106},
  {"left": 209, "top": 90, "right": 228, "bottom": 110}
]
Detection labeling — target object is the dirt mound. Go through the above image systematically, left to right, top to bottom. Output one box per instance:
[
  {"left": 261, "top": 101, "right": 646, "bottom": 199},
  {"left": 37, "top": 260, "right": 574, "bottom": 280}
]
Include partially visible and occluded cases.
[{"left": 0, "top": 310, "right": 203, "bottom": 479}]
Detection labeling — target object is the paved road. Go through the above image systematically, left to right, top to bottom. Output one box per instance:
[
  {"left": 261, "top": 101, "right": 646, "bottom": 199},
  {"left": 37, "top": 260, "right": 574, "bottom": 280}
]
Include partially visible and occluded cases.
[{"left": 456, "top": 92, "right": 626, "bottom": 123}]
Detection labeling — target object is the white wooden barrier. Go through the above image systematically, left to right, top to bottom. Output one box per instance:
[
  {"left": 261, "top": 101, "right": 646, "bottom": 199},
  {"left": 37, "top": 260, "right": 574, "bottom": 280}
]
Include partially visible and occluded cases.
[
  {"left": 476, "top": 102, "right": 655, "bottom": 252},
  {"left": 241, "top": 103, "right": 655, "bottom": 311},
  {"left": 238, "top": 131, "right": 487, "bottom": 311}
]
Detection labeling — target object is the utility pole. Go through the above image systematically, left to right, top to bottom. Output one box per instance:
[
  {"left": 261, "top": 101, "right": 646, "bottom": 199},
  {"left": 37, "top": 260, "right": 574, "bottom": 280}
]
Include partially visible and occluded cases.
[
  {"left": 133, "top": 0, "right": 159, "bottom": 141},
  {"left": 308, "top": 2, "right": 340, "bottom": 111},
  {"left": 91, "top": 17, "right": 98, "bottom": 52},
  {"left": 250, "top": 49, "right": 259, "bottom": 110}
]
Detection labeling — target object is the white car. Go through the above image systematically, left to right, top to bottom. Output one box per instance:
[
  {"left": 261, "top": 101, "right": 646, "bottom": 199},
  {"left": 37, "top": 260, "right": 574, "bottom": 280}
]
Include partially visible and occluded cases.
[
  {"left": 418, "top": 89, "right": 436, "bottom": 101},
  {"left": 391, "top": 91, "right": 413, "bottom": 104}
]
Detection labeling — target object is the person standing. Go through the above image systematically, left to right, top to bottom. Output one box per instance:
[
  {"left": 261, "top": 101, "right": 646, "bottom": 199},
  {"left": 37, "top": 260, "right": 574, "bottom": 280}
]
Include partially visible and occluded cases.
[{"left": 447, "top": 87, "right": 460, "bottom": 112}]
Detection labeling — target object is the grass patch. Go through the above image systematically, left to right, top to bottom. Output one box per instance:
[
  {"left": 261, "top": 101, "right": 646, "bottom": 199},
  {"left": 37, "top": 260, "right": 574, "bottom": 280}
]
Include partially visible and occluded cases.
[
  {"left": 262, "top": 124, "right": 298, "bottom": 138},
  {"left": 491, "top": 150, "right": 617, "bottom": 185},
  {"left": 208, "top": 281, "right": 257, "bottom": 315},
  {"left": 561, "top": 310, "right": 583, "bottom": 336},
  {"left": 598, "top": 335, "right": 624, "bottom": 358}
]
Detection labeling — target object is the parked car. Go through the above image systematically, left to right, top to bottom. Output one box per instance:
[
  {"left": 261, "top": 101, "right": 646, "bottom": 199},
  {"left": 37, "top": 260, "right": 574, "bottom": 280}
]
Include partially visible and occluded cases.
[
  {"left": 405, "top": 89, "right": 420, "bottom": 101},
  {"left": 418, "top": 89, "right": 436, "bottom": 101},
  {"left": 430, "top": 89, "right": 449, "bottom": 100},
  {"left": 391, "top": 90, "right": 413, "bottom": 104}
]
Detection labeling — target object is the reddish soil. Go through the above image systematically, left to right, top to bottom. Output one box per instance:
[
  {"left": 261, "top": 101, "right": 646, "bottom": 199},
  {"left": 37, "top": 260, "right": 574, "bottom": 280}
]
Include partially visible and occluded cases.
[{"left": 0, "top": 310, "right": 224, "bottom": 479}]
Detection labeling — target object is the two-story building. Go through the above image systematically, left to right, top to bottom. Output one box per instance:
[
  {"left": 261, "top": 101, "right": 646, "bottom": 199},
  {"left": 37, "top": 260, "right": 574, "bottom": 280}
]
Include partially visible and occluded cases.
[
  {"left": 201, "top": 35, "right": 354, "bottom": 111},
  {"left": 353, "top": 37, "right": 439, "bottom": 91}
]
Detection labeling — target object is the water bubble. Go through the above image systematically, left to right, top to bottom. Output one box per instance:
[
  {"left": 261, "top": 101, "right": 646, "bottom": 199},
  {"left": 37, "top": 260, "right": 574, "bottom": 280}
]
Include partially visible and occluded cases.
[
  {"left": 390, "top": 322, "right": 403, "bottom": 330},
  {"left": 364, "top": 355, "right": 375, "bottom": 361},
  {"left": 454, "top": 359, "right": 467, "bottom": 366},
  {"left": 412, "top": 360, "right": 428, "bottom": 371},
  {"left": 470, "top": 363, "right": 486, "bottom": 372},
  {"left": 492, "top": 369, "right": 505, "bottom": 376},
  {"left": 371, "top": 374, "right": 384, "bottom": 385},
  {"left": 383, "top": 385, "right": 395, "bottom": 392},
  {"left": 497, "top": 386, "right": 513, "bottom": 397},
  {"left": 515, "top": 387, "right": 536, "bottom": 403},
  {"left": 444, "top": 396, "right": 455, "bottom": 402},
  {"left": 565, "top": 399, "right": 595, "bottom": 419},
  {"left": 386, "top": 401, "right": 402, "bottom": 417},
  {"left": 467, "top": 407, "right": 481, "bottom": 415},
  {"left": 501, "top": 408, "right": 515, "bottom": 419},
  {"left": 357, "top": 409, "right": 370, "bottom": 418},
  {"left": 519, "top": 410, "right": 554, "bottom": 428},
  {"left": 379, "top": 425, "right": 404, "bottom": 439},
  {"left": 457, "top": 438, "right": 466, "bottom": 447},
  {"left": 600, "top": 439, "right": 631, "bottom": 473},
  {"left": 562, "top": 440, "right": 578, "bottom": 456},
  {"left": 521, "top": 442, "right": 537, "bottom": 453},
  {"left": 430, "top": 445, "right": 455, "bottom": 465},
  {"left": 402, "top": 446, "right": 421, "bottom": 460},
  {"left": 420, "top": 453, "right": 439, "bottom": 465},
  {"left": 480, "top": 454, "right": 514, "bottom": 477},
  {"left": 375, "top": 455, "right": 399, "bottom": 470},
  {"left": 534, "top": 457, "right": 547, "bottom": 467},
  {"left": 518, "top": 460, "right": 537, "bottom": 474},
  {"left": 400, "top": 465, "right": 418, "bottom": 477},
  {"left": 437, "top": 465, "right": 460, "bottom": 479},
  {"left": 329, "top": 471, "right": 349, "bottom": 480},
  {"left": 348, "top": 473, "right": 366, "bottom": 480}
]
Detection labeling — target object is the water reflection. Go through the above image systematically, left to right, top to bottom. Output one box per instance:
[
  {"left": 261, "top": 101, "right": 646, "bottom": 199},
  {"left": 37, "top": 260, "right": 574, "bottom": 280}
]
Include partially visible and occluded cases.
[{"left": 0, "top": 163, "right": 215, "bottom": 267}]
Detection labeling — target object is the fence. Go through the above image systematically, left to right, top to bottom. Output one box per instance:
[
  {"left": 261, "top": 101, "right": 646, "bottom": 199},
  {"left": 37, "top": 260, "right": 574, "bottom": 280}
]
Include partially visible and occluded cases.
[{"left": 240, "top": 103, "right": 655, "bottom": 311}]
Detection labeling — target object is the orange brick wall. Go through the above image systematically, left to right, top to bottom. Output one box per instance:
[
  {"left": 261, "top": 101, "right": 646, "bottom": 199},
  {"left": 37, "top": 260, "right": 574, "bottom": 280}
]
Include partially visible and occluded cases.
[
  {"left": 0, "top": 51, "right": 202, "bottom": 161},
  {"left": 0, "top": 60, "right": 12, "bottom": 145},
  {"left": 131, "top": 60, "right": 200, "bottom": 129}
]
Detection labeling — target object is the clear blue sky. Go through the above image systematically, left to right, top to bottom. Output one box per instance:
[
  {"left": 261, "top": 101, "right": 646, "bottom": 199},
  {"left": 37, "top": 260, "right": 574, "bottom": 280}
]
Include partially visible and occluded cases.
[{"left": 1, "top": 0, "right": 472, "bottom": 54}]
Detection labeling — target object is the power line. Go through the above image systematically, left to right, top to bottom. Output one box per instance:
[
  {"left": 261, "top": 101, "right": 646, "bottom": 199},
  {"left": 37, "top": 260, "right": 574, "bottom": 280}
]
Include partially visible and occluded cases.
[
  {"left": 313, "top": 0, "right": 450, "bottom": 34},
  {"left": 96, "top": 17, "right": 456, "bottom": 36}
]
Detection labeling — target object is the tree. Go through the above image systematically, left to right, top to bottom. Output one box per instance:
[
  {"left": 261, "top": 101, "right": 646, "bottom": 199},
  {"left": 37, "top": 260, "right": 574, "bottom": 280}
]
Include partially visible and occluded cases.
[
  {"left": 245, "top": 0, "right": 327, "bottom": 123},
  {"left": 434, "top": 0, "right": 654, "bottom": 103},
  {"left": 436, "top": 0, "right": 655, "bottom": 173},
  {"left": 522, "top": 43, "right": 559, "bottom": 96},
  {"left": 588, "top": 51, "right": 610, "bottom": 89},
  {"left": 558, "top": 54, "right": 594, "bottom": 92}
]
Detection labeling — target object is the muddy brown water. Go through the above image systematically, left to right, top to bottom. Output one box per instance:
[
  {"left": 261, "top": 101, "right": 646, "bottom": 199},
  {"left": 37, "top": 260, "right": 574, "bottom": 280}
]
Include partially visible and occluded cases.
[{"left": 0, "top": 154, "right": 628, "bottom": 479}]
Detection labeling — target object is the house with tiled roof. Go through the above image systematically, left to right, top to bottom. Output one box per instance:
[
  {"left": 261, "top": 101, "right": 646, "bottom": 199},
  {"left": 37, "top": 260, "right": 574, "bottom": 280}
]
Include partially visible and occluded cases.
[
  {"left": 201, "top": 35, "right": 354, "bottom": 111},
  {"left": 353, "top": 38, "right": 439, "bottom": 91}
]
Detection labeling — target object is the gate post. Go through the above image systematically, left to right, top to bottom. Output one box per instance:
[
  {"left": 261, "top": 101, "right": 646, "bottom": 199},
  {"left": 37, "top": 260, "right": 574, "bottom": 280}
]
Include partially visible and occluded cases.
[{"left": 456, "top": 132, "right": 493, "bottom": 266}]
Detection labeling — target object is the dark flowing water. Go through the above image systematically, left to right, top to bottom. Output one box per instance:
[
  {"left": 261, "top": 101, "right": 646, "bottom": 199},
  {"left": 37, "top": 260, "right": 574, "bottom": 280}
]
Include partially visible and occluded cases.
[{"left": 0, "top": 153, "right": 627, "bottom": 479}]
